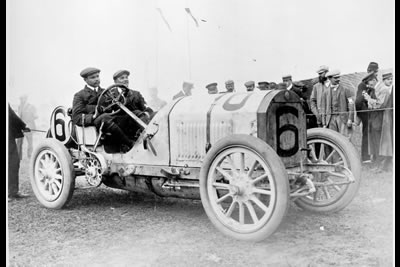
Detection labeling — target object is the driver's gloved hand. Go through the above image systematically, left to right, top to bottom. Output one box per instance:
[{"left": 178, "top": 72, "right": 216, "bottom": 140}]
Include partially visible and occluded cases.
[{"left": 140, "top": 114, "right": 150, "bottom": 124}]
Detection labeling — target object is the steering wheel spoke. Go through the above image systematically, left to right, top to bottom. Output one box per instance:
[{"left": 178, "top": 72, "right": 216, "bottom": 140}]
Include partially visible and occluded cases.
[{"left": 96, "top": 84, "right": 128, "bottom": 115}]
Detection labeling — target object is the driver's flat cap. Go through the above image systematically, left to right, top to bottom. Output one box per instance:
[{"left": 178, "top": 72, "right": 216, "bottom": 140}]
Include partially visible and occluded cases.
[
  {"left": 80, "top": 67, "right": 100, "bottom": 78},
  {"left": 113, "top": 70, "right": 130, "bottom": 80}
]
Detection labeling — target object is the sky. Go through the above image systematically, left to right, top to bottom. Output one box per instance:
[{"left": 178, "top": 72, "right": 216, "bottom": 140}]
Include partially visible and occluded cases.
[{"left": 6, "top": 0, "right": 395, "bottom": 128}]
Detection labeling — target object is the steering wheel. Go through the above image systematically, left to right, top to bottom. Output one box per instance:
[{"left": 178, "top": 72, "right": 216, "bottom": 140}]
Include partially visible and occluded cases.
[{"left": 96, "top": 83, "right": 128, "bottom": 115}]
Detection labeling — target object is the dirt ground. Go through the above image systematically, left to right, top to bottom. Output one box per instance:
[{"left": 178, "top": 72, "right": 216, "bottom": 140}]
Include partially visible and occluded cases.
[{"left": 7, "top": 132, "right": 394, "bottom": 267}]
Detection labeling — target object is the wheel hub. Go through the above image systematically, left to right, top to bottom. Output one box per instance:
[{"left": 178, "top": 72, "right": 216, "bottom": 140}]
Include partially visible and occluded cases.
[
  {"left": 84, "top": 157, "right": 103, "bottom": 187},
  {"left": 230, "top": 176, "right": 253, "bottom": 201}
]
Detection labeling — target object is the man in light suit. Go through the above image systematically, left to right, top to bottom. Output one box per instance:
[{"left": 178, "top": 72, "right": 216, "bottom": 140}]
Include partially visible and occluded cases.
[
  {"left": 310, "top": 65, "right": 330, "bottom": 127},
  {"left": 321, "top": 70, "right": 353, "bottom": 137}
]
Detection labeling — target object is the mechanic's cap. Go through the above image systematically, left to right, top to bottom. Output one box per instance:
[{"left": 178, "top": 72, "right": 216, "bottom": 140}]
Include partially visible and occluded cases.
[
  {"left": 367, "top": 62, "right": 379, "bottom": 73},
  {"left": 316, "top": 65, "right": 329, "bottom": 74},
  {"left": 80, "top": 67, "right": 100, "bottom": 78},
  {"left": 113, "top": 69, "right": 130, "bottom": 80},
  {"left": 326, "top": 69, "right": 341, "bottom": 78},
  {"left": 382, "top": 71, "right": 393, "bottom": 80},
  {"left": 362, "top": 72, "right": 377, "bottom": 83},
  {"left": 282, "top": 74, "right": 292, "bottom": 81},
  {"left": 225, "top": 79, "right": 234, "bottom": 85},
  {"left": 244, "top": 80, "right": 255, "bottom": 87},
  {"left": 257, "top": 81, "right": 269, "bottom": 86},
  {"left": 206, "top": 82, "right": 218, "bottom": 89},
  {"left": 269, "top": 82, "right": 277, "bottom": 89},
  {"left": 277, "top": 82, "right": 287, "bottom": 90}
]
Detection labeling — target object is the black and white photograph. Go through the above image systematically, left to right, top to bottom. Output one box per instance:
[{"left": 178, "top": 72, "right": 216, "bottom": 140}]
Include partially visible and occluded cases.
[{"left": 6, "top": 0, "right": 394, "bottom": 266}]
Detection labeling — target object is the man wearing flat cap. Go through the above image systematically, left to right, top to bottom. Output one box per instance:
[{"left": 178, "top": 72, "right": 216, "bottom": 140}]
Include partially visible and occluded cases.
[
  {"left": 310, "top": 65, "right": 330, "bottom": 127},
  {"left": 72, "top": 67, "right": 134, "bottom": 152},
  {"left": 112, "top": 69, "right": 154, "bottom": 139},
  {"left": 321, "top": 70, "right": 353, "bottom": 137},
  {"left": 355, "top": 71, "right": 378, "bottom": 162},
  {"left": 282, "top": 74, "right": 301, "bottom": 95},
  {"left": 223, "top": 80, "right": 235, "bottom": 93},
  {"left": 173, "top": 81, "right": 194, "bottom": 100},
  {"left": 244, "top": 81, "right": 255, "bottom": 91},
  {"left": 257, "top": 81, "right": 269, "bottom": 91},
  {"left": 206, "top": 82, "right": 218, "bottom": 94}
]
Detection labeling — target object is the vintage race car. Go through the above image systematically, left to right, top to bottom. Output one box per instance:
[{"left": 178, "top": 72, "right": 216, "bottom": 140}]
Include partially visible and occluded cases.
[{"left": 30, "top": 84, "right": 361, "bottom": 241}]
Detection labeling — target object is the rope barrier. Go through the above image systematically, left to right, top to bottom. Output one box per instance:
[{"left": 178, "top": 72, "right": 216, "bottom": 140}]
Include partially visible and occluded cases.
[{"left": 305, "top": 107, "right": 393, "bottom": 116}]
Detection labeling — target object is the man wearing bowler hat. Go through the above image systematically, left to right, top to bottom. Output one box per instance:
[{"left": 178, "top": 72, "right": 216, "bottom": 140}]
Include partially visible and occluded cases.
[
  {"left": 367, "top": 62, "right": 379, "bottom": 75},
  {"left": 72, "top": 67, "right": 134, "bottom": 153}
]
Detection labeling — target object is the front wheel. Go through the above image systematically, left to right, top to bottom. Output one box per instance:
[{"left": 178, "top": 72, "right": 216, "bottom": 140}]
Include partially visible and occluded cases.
[
  {"left": 294, "top": 128, "right": 361, "bottom": 213},
  {"left": 200, "top": 135, "right": 289, "bottom": 242},
  {"left": 30, "top": 138, "right": 75, "bottom": 209}
]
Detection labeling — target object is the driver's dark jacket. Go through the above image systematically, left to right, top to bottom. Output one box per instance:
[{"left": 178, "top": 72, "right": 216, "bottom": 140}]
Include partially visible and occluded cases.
[
  {"left": 72, "top": 85, "right": 104, "bottom": 126},
  {"left": 123, "top": 89, "right": 154, "bottom": 122}
]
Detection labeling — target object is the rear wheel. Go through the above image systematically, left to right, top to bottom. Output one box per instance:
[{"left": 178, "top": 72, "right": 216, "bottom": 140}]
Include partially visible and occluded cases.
[
  {"left": 295, "top": 128, "right": 361, "bottom": 213},
  {"left": 200, "top": 135, "right": 289, "bottom": 242},
  {"left": 30, "top": 139, "right": 75, "bottom": 209}
]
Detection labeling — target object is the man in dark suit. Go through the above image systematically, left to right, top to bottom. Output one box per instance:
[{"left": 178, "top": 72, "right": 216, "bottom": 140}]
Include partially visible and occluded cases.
[
  {"left": 72, "top": 67, "right": 133, "bottom": 152},
  {"left": 112, "top": 69, "right": 154, "bottom": 139},
  {"left": 283, "top": 74, "right": 317, "bottom": 129},
  {"left": 8, "top": 104, "right": 30, "bottom": 201}
]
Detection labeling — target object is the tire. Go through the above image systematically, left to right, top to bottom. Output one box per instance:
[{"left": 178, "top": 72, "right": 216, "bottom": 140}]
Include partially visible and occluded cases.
[
  {"left": 294, "top": 128, "right": 361, "bottom": 213},
  {"left": 199, "top": 134, "right": 289, "bottom": 242},
  {"left": 30, "top": 138, "right": 75, "bottom": 209}
]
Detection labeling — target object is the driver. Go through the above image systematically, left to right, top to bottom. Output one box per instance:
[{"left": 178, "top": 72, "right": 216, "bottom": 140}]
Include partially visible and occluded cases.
[
  {"left": 71, "top": 67, "right": 134, "bottom": 152},
  {"left": 112, "top": 69, "right": 154, "bottom": 139}
]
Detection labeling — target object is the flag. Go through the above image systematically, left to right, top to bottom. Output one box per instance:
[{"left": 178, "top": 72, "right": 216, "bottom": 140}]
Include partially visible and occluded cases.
[
  {"left": 156, "top": 8, "right": 172, "bottom": 32},
  {"left": 184, "top": 8, "right": 199, "bottom": 27}
]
